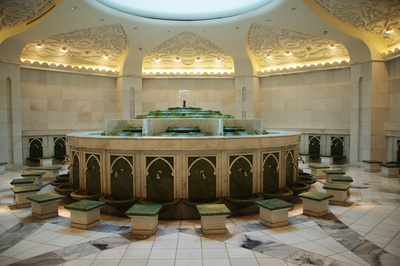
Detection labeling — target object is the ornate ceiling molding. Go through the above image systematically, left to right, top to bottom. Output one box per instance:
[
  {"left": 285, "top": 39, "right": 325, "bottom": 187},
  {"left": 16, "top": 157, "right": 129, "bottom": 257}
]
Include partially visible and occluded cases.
[
  {"left": 0, "top": 0, "right": 56, "bottom": 31},
  {"left": 311, "top": 0, "right": 400, "bottom": 51},
  {"left": 20, "top": 23, "right": 128, "bottom": 71},
  {"left": 247, "top": 23, "right": 349, "bottom": 73},
  {"left": 142, "top": 31, "right": 234, "bottom": 75}
]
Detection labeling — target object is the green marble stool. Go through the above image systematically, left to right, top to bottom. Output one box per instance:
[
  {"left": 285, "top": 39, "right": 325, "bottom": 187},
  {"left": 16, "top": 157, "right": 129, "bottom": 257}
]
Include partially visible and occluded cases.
[
  {"left": 27, "top": 193, "right": 64, "bottom": 219},
  {"left": 255, "top": 199, "right": 293, "bottom": 228},
  {"left": 65, "top": 200, "right": 105, "bottom": 229},
  {"left": 125, "top": 204, "right": 162, "bottom": 235},
  {"left": 196, "top": 204, "right": 231, "bottom": 235}
]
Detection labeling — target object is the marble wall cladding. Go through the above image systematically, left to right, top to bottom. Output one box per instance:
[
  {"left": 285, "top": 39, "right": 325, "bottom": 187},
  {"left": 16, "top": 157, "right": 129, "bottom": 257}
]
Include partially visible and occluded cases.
[
  {"left": 388, "top": 57, "right": 400, "bottom": 131},
  {"left": 0, "top": 61, "right": 23, "bottom": 165},
  {"left": 20, "top": 68, "right": 117, "bottom": 131},
  {"left": 260, "top": 68, "right": 351, "bottom": 130},
  {"left": 141, "top": 78, "right": 236, "bottom": 116}
]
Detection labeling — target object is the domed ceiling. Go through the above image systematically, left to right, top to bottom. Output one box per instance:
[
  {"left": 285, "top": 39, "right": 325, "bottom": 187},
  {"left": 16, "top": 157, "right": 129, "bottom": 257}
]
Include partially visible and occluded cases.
[{"left": 0, "top": 0, "right": 399, "bottom": 76}]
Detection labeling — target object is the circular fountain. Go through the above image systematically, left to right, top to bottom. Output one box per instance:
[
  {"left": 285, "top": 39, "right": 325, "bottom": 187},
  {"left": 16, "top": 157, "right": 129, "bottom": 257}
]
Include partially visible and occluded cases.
[{"left": 66, "top": 91, "right": 301, "bottom": 218}]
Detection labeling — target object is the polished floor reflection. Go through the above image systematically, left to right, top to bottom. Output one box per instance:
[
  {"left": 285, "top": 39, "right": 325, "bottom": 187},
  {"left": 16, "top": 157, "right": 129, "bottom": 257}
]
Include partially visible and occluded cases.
[{"left": 0, "top": 163, "right": 399, "bottom": 266}]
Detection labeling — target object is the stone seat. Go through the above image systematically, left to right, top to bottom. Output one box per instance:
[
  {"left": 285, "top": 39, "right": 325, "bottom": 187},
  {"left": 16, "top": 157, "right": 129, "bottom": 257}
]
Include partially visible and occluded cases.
[
  {"left": 39, "top": 157, "right": 53, "bottom": 167},
  {"left": 362, "top": 160, "right": 382, "bottom": 172},
  {"left": 0, "top": 162, "right": 7, "bottom": 174},
  {"left": 379, "top": 163, "right": 400, "bottom": 178},
  {"left": 308, "top": 164, "right": 330, "bottom": 178},
  {"left": 40, "top": 166, "right": 62, "bottom": 181},
  {"left": 323, "top": 169, "right": 346, "bottom": 182},
  {"left": 21, "top": 171, "right": 45, "bottom": 188},
  {"left": 331, "top": 175, "right": 353, "bottom": 185},
  {"left": 10, "top": 177, "right": 35, "bottom": 187},
  {"left": 323, "top": 183, "right": 351, "bottom": 205},
  {"left": 11, "top": 185, "right": 40, "bottom": 208},
  {"left": 299, "top": 191, "right": 333, "bottom": 217},
  {"left": 26, "top": 193, "right": 64, "bottom": 219},
  {"left": 255, "top": 199, "right": 293, "bottom": 228},
  {"left": 64, "top": 200, "right": 105, "bottom": 229},
  {"left": 125, "top": 204, "right": 162, "bottom": 235},
  {"left": 196, "top": 204, "right": 231, "bottom": 235}
]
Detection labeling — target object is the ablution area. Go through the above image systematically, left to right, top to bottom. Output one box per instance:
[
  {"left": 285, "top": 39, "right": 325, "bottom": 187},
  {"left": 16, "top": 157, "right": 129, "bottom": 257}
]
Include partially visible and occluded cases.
[{"left": 1, "top": 0, "right": 400, "bottom": 265}]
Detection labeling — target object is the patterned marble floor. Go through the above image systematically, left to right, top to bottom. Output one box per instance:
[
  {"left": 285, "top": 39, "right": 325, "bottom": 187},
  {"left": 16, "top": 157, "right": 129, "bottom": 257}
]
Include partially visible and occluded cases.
[{"left": 0, "top": 163, "right": 399, "bottom": 266}]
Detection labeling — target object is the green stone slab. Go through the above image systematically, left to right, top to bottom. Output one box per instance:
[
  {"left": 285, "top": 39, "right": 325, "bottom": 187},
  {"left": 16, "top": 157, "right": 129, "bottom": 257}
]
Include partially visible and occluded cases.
[
  {"left": 40, "top": 157, "right": 53, "bottom": 159},
  {"left": 362, "top": 160, "right": 383, "bottom": 164},
  {"left": 0, "top": 162, "right": 7, "bottom": 165},
  {"left": 379, "top": 163, "right": 400, "bottom": 168},
  {"left": 308, "top": 165, "right": 330, "bottom": 169},
  {"left": 40, "top": 166, "right": 62, "bottom": 171},
  {"left": 322, "top": 170, "right": 345, "bottom": 175},
  {"left": 21, "top": 171, "right": 46, "bottom": 177},
  {"left": 331, "top": 176, "right": 353, "bottom": 182},
  {"left": 10, "top": 178, "right": 35, "bottom": 185},
  {"left": 323, "top": 183, "right": 351, "bottom": 191},
  {"left": 11, "top": 185, "right": 40, "bottom": 193},
  {"left": 299, "top": 191, "right": 333, "bottom": 201},
  {"left": 26, "top": 193, "right": 64, "bottom": 203},
  {"left": 255, "top": 199, "right": 293, "bottom": 210},
  {"left": 64, "top": 200, "right": 105, "bottom": 211},
  {"left": 126, "top": 204, "right": 162, "bottom": 216},
  {"left": 196, "top": 204, "right": 231, "bottom": 216}
]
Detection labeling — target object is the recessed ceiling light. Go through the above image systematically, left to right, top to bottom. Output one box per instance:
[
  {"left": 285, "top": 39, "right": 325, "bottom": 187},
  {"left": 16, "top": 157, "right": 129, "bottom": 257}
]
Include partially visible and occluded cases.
[
  {"left": 72, "top": 6, "right": 78, "bottom": 10},
  {"left": 291, "top": 8, "right": 296, "bottom": 10},
  {"left": 99, "top": 19, "right": 104, "bottom": 22},
  {"left": 134, "top": 27, "right": 139, "bottom": 30},
  {"left": 386, "top": 27, "right": 393, "bottom": 34},
  {"left": 36, "top": 43, "right": 42, "bottom": 48},
  {"left": 329, "top": 44, "right": 336, "bottom": 49},
  {"left": 61, "top": 47, "right": 68, "bottom": 53},
  {"left": 285, "top": 51, "right": 291, "bottom": 56},
  {"left": 266, "top": 53, "right": 272, "bottom": 58},
  {"left": 155, "top": 56, "right": 161, "bottom": 62},
  {"left": 216, "top": 56, "right": 221, "bottom": 62},
  {"left": 175, "top": 57, "right": 181, "bottom": 62},
  {"left": 196, "top": 57, "right": 201, "bottom": 61}
]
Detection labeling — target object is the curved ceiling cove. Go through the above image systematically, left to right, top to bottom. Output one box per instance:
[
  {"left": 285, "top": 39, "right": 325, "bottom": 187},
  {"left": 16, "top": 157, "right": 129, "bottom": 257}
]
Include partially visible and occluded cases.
[
  {"left": 96, "top": 0, "right": 273, "bottom": 21},
  {"left": 312, "top": 0, "right": 400, "bottom": 54},
  {"left": 20, "top": 24, "right": 128, "bottom": 72},
  {"left": 247, "top": 24, "right": 350, "bottom": 73},
  {"left": 143, "top": 31, "right": 234, "bottom": 75}
]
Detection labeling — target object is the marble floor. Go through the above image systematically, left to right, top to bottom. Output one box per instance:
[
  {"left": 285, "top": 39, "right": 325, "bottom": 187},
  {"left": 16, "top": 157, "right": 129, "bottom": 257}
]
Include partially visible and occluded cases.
[{"left": 0, "top": 163, "right": 399, "bottom": 266}]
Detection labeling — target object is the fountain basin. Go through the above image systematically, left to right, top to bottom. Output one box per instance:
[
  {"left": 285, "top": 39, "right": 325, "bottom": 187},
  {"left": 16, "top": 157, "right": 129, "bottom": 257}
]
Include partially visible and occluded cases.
[
  {"left": 285, "top": 182, "right": 311, "bottom": 195},
  {"left": 70, "top": 190, "right": 102, "bottom": 201},
  {"left": 224, "top": 193, "right": 264, "bottom": 208}
]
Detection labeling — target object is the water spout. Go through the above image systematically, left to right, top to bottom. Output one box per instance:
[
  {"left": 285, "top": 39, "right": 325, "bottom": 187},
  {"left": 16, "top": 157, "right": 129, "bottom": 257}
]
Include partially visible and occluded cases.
[
  {"left": 298, "top": 156, "right": 305, "bottom": 164},
  {"left": 291, "top": 162, "right": 298, "bottom": 171},
  {"left": 68, "top": 163, "right": 78, "bottom": 169},
  {"left": 268, "top": 164, "right": 279, "bottom": 173},
  {"left": 85, "top": 166, "right": 95, "bottom": 174},
  {"left": 115, "top": 168, "right": 124, "bottom": 178},
  {"left": 239, "top": 168, "right": 248, "bottom": 177},
  {"left": 156, "top": 170, "right": 162, "bottom": 180},
  {"left": 200, "top": 170, "right": 206, "bottom": 179}
]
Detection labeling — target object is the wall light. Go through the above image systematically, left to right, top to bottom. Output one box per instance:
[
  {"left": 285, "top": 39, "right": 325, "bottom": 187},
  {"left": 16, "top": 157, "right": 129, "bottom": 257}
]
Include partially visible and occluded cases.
[
  {"left": 386, "top": 27, "right": 393, "bottom": 34},
  {"left": 36, "top": 43, "right": 43, "bottom": 48},
  {"left": 329, "top": 44, "right": 336, "bottom": 49},
  {"left": 61, "top": 47, "right": 68, "bottom": 53},
  {"left": 285, "top": 51, "right": 291, "bottom": 56},
  {"left": 103, "top": 53, "right": 109, "bottom": 59},
  {"left": 266, "top": 53, "right": 272, "bottom": 58},
  {"left": 155, "top": 56, "right": 161, "bottom": 62},
  {"left": 216, "top": 56, "right": 221, "bottom": 62},
  {"left": 175, "top": 57, "right": 181, "bottom": 62},
  {"left": 196, "top": 57, "right": 201, "bottom": 62}
]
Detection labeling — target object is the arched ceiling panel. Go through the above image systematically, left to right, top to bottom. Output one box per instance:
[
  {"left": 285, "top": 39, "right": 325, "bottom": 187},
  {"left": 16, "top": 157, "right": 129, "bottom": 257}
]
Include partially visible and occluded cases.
[
  {"left": 0, "top": 0, "right": 61, "bottom": 44},
  {"left": 311, "top": 0, "right": 400, "bottom": 57},
  {"left": 20, "top": 23, "right": 128, "bottom": 72},
  {"left": 247, "top": 23, "right": 349, "bottom": 74},
  {"left": 142, "top": 31, "right": 234, "bottom": 76}
]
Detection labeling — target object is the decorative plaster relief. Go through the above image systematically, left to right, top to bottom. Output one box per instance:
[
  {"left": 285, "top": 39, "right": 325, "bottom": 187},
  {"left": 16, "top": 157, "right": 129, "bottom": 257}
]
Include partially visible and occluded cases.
[
  {"left": 0, "top": 0, "right": 55, "bottom": 30},
  {"left": 312, "top": 0, "right": 400, "bottom": 49},
  {"left": 247, "top": 23, "right": 349, "bottom": 72},
  {"left": 20, "top": 24, "right": 128, "bottom": 71},
  {"left": 142, "top": 31, "right": 234, "bottom": 75}
]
